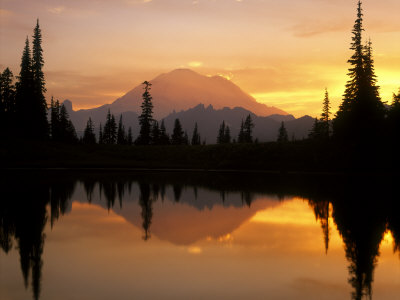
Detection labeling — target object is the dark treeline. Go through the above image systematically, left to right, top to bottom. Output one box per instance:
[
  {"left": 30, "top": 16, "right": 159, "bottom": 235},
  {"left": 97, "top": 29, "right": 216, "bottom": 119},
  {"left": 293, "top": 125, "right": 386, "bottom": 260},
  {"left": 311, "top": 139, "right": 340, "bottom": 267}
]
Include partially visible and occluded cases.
[
  {"left": 1, "top": 2, "right": 400, "bottom": 171},
  {"left": 0, "top": 170, "right": 399, "bottom": 300}
]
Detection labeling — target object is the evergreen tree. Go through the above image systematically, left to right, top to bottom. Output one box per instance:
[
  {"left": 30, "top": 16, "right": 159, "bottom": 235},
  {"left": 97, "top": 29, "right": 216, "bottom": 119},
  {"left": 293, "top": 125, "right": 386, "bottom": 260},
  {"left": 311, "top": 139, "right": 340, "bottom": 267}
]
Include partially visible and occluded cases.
[
  {"left": 333, "top": 1, "right": 385, "bottom": 143},
  {"left": 31, "top": 19, "right": 48, "bottom": 139},
  {"left": 15, "top": 37, "right": 35, "bottom": 138},
  {"left": 0, "top": 68, "right": 16, "bottom": 137},
  {"left": 0, "top": 68, "right": 16, "bottom": 114},
  {"left": 136, "top": 81, "right": 153, "bottom": 145},
  {"left": 321, "top": 88, "right": 331, "bottom": 138},
  {"left": 309, "top": 89, "right": 331, "bottom": 140},
  {"left": 388, "top": 89, "right": 400, "bottom": 148},
  {"left": 50, "top": 97, "right": 61, "bottom": 140},
  {"left": 59, "top": 104, "right": 77, "bottom": 143},
  {"left": 103, "top": 110, "right": 117, "bottom": 144},
  {"left": 117, "top": 114, "right": 126, "bottom": 145},
  {"left": 243, "top": 114, "right": 254, "bottom": 143},
  {"left": 83, "top": 117, "right": 96, "bottom": 144},
  {"left": 171, "top": 118, "right": 184, "bottom": 145},
  {"left": 159, "top": 119, "right": 170, "bottom": 145},
  {"left": 238, "top": 119, "right": 245, "bottom": 143},
  {"left": 151, "top": 120, "right": 160, "bottom": 145},
  {"left": 217, "top": 121, "right": 226, "bottom": 144},
  {"left": 277, "top": 121, "right": 289, "bottom": 143},
  {"left": 191, "top": 122, "right": 201, "bottom": 145},
  {"left": 99, "top": 123, "right": 104, "bottom": 144},
  {"left": 224, "top": 126, "right": 231, "bottom": 143},
  {"left": 127, "top": 127, "right": 133, "bottom": 145},
  {"left": 183, "top": 131, "right": 189, "bottom": 145}
]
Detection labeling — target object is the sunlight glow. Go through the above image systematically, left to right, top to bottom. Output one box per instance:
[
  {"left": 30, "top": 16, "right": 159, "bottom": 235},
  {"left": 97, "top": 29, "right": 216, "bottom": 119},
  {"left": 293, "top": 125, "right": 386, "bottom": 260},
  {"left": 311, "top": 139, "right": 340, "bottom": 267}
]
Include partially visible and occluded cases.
[{"left": 250, "top": 198, "right": 317, "bottom": 226}]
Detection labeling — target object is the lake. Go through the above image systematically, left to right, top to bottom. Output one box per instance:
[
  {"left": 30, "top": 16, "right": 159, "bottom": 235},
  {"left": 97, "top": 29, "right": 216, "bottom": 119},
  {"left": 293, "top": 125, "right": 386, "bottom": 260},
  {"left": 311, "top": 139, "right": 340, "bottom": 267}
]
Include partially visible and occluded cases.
[{"left": 0, "top": 171, "right": 399, "bottom": 300}]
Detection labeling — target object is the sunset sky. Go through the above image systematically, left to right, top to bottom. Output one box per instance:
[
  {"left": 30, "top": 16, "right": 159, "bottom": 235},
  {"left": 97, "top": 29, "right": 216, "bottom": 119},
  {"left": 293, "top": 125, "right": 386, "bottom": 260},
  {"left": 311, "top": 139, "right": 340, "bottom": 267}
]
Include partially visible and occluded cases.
[{"left": 1, "top": 0, "right": 399, "bottom": 117}]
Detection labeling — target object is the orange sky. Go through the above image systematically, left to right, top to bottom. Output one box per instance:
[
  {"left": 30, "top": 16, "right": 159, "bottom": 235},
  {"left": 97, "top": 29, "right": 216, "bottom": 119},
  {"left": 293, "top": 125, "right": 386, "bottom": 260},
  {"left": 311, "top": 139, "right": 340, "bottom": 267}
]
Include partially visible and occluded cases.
[{"left": 0, "top": 0, "right": 399, "bottom": 117}]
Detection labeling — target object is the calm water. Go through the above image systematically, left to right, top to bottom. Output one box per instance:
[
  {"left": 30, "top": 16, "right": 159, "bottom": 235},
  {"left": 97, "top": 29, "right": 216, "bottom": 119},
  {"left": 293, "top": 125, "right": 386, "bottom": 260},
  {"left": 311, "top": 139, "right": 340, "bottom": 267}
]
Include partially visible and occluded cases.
[{"left": 0, "top": 171, "right": 399, "bottom": 300}]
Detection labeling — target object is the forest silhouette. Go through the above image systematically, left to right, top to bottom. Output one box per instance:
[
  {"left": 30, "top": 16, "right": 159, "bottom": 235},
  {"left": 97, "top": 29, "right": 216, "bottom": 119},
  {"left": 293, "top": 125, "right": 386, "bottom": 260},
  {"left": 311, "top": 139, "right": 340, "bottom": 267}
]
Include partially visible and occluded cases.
[
  {"left": 0, "top": 2, "right": 399, "bottom": 171},
  {"left": 0, "top": 170, "right": 399, "bottom": 300}
]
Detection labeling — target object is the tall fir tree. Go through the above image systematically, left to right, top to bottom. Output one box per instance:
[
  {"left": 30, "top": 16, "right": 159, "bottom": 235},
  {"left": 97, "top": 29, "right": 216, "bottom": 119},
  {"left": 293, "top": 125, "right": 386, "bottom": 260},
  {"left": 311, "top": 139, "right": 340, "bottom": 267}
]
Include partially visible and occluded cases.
[
  {"left": 333, "top": 1, "right": 385, "bottom": 143},
  {"left": 31, "top": 19, "right": 48, "bottom": 139},
  {"left": 15, "top": 37, "right": 35, "bottom": 138},
  {"left": 0, "top": 68, "right": 16, "bottom": 137},
  {"left": 136, "top": 81, "right": 153, "bottom": 145},
  {"left": 309, "top": 89, "right": 331, "bottom": 140},
  {"left": 388, "top": 89, "right": 400, "bottom": 149},
  {"left": 50, "top": 97, "right": 61, "bottom": 140},
  {"left": 59, "top": 104, "right": 77, "bottom": 143},
  {"left": 103, "top": 110, "right": 117, "bottom": 144},
  {"left": 117, "top": 114, "right": 126, "bottom": 145},
  {"left": 243, "top": 114, "right": 254, "bottom": 143},
  {"left": 83, "top": 117, "right": 96, "bottom": 144},
  {"left": 171, "top": 118, "right": 184, "bottom": 145},
  {"left": 159, "top": 119, "right": 170, "bottom": 145},
  {"left": 238, "top": 119, "right": 245, "bottom": 143},
  {"left": 151, "top": 120, "right": 160, "bottom": 145},
  {"left": 217, "top": 121, "right": 226, "bottom": 144},
  {"left": 277, "top": 121, "right": 289, "bottom": 143},
  {"left": 191, "top": 122, "right": 201, "bottom": 145},
  {"left": 99, "top": 123, "right": 104, "bottom": 144},
  {"left": 224, "top": 125, "right": 231, "bottom": 144},
  {"left": 127, "top": 127, "right": 133, "bottom": 145},
  {"left": 183, "top": 131, "right": 189, "bottom": 145}
]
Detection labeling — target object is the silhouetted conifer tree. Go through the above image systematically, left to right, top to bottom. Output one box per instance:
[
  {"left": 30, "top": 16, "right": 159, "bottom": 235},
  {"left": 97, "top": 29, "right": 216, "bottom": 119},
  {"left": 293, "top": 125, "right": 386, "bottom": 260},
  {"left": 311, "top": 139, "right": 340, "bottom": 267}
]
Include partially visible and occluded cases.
[
  {"left": 333, "top": 1, "right": 385, "bottom": 144},
  {"left": 31, "top": 19, "right": 48, "bottom": 139},
  {"left": 15, "top": 37, "right": 35, "bottom": 137},
  {"left": 0, "top": 68, "right": 16, "bottom": 137},
  {"left": 136, "top": 81, "right": 153, "bottom": 145},
  {"left": 309, "top": 89, "right": 331, "bottom": 140},
  {"left": 388, "top": 89, "right": 400, "bottom": 148},
  {"left": 50, "top": 97, "right": 61, "bottom": 140},
  {"left": 59, "top": 104, "right": 77, "bottom": 143},
  {"left": 103, "top": 109, "right": 117, "bottom": 144},
  {"left": 117, "top": 114, "right": 126, "bottom": 145},
  {"left": 243, "top": 114, "right": 254, "bottom": 143},
  {"left": 83, "top": 117, "right": 96, "bottom": 144},
  {"left": 171, "top": 118, "right": 184, "bottom": 145},
  {"left": 159, "top": 119, "right": 170, "bottom": 145},
  {"left": 238, "top": 119, "right": 245, "bottom": 143},
  {"left": 151, "top": 120, "right": 160, "bottom": 145},
  {"left": 217, "top": 121, "right": 226, "bottom": 144},
  {"left": 277, "top": 121, "right": 289, "bottom": 143},
  {"left": 191, "top": 122, "right": 201, "bottom": 145},
  {"left": 99, "top": 123, "right": 104, "bottom": 144},
  {"left": 225, "top": 125, "right": 231, "bottom": 143},
  {"left": 127, "top": 127, "right": 133, "bottom": 145},
  {"left": 183, "top": 131, "right": 189, "bottom": 145}
]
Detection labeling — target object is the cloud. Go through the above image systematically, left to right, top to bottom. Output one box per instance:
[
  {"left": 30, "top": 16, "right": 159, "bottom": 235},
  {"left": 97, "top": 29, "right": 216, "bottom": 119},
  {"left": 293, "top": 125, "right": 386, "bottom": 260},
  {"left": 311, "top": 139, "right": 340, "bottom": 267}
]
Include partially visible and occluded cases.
[
  {"left": 47, "top": 6, "right": 66, "bottom": 14},
  {"left": 290, "top": 20, "right": 350, "bottom": 38},
  {"left": 188, "top": 61, "right": 203, "bottom": 68}
]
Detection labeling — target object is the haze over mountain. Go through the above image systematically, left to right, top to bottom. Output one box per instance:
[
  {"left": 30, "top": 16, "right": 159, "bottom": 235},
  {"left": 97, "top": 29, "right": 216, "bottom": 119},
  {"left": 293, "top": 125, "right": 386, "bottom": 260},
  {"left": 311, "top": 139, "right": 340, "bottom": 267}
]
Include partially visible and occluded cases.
[
  {"left": 67, "top": 68, "right": 287, "bottom": 126},
  {"left": 112, "top": 69, "right": 288, "bottom": 119}
]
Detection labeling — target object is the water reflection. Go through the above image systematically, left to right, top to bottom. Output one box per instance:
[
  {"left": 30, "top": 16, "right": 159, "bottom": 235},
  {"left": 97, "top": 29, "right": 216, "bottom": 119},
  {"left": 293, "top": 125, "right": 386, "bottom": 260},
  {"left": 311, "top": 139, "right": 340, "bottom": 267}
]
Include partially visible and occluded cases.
[{"left": 0, "top": 171, "right": 399, "bottom": 300}]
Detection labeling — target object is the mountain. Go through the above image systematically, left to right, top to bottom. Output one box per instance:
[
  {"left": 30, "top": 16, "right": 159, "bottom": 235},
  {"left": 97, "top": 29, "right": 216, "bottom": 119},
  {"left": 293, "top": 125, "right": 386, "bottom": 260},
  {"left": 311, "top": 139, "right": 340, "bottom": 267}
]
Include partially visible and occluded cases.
[
  {"left": 72, "top": 68, "right": 287, "bottom": 121},
  {"left": 162, "top": 104, "right": 313, "bottom": 143}
]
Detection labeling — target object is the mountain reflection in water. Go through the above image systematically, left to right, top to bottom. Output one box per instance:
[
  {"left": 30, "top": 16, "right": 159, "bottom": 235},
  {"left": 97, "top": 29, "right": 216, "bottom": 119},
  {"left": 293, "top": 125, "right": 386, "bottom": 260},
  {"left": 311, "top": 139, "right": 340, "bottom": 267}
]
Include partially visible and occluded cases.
[{"left": 0, "top": 171, "right": 399, "bottom": 300}]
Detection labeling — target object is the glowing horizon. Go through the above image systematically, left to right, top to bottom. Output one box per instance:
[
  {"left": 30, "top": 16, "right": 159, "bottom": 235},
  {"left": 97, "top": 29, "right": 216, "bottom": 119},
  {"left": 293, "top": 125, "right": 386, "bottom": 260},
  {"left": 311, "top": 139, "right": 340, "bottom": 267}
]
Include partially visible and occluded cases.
[{"left": 1, "top": 0, "right": 399, "bottom": 118}]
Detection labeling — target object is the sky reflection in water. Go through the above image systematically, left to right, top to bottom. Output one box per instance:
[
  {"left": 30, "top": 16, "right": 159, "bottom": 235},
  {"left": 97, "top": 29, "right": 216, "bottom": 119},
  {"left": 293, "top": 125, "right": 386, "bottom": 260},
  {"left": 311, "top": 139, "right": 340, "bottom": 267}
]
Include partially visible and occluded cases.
[{"left": 0, "top": 172, "right": 399, "bottom": 300}]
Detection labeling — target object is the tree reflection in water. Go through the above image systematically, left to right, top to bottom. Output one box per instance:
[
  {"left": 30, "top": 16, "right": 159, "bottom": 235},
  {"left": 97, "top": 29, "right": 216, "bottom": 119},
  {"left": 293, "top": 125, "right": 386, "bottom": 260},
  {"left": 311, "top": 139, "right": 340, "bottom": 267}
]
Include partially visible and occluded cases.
[{"left": 0, "top": 171, "right": 398, "bottom": 300}]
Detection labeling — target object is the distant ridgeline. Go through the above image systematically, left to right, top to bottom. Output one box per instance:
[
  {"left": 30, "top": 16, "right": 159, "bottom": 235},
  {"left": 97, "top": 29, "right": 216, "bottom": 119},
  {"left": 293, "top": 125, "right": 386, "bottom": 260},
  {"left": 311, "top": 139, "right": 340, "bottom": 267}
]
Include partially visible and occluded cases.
[{"left": 0, "top": 1, "right": 399, "bottom": 171}]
